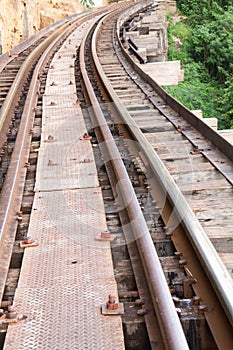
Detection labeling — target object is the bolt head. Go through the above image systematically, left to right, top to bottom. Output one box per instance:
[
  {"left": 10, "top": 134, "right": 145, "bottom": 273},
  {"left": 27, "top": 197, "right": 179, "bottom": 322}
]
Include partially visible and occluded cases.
[
  {"left": 101, "top": 230, "right": 110, "bottom": 238},
  {"left": 23, "top": 237, "right": 34, "bottom": 244},
  {"left": 107, "top": 302, "right": 118, "bottom": 310}
]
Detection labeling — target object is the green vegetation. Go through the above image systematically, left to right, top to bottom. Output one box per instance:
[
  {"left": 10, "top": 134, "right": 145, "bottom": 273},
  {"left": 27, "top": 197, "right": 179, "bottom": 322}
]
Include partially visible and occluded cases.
[
  {"left": 80, "top": 0, "right": 94, "bottom": 10},
  {"left": 164, "top": 1, "right": 233, "bottom": 129}
]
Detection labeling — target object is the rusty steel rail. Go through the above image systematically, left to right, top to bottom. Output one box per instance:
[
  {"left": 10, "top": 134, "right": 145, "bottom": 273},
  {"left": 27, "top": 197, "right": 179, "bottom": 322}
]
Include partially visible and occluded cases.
[
  {"left": 90, "top": 5, "right": 233, "bottom": 344},
  {"left": 80, "top": 8, "right": 190, "bottom": 350}
]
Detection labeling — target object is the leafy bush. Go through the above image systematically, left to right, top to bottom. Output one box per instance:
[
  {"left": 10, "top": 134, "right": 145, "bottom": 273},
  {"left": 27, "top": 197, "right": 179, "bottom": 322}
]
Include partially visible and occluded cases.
[
  {"left": 80, "top": 0, "right": 94, "bottom": 9},
  {"left": 165, "top": 2, "right": 233, "bottom": 129},
  {"left": 164, "top": 62, "right": 220, "bottom": 119}
]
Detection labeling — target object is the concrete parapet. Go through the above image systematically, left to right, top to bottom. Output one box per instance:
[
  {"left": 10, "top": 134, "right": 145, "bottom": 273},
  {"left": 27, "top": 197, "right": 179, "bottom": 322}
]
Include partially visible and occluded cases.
[
  {"left": 141, "top": 60, "right": 184, "bottom": 85},
  {"left": 192, "top": 110, "right": 218, "bottom": 130},
  {"left": 218, "top": 130, "right": 233, "bottom": 144}
]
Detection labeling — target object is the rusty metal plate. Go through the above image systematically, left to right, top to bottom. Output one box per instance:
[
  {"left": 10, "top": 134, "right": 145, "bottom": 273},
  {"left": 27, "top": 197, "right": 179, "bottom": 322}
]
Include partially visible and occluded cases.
[
  {"left": 34, "top": 17, "right": 99, "bottom": 191},
  {"left": 36, "top": 82, "right": 98, "bottom": 190},
  {"left": 35, "top": 112, "right": 99, "bottom": 190},
  {"left": 4, "top": 187, "right": 124, "bottom": 349},
  {"left": 17, "top": 188, "right": 114, "bottom": 288},
  {"left": 4, "top": 286, "right": 124, "bottom": 350}
]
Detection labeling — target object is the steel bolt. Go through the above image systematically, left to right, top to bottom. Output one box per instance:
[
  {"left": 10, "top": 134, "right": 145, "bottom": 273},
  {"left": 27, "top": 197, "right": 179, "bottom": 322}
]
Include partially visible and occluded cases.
[
  {"left": 83, "top": 133, "right": 92, "bottom": 140},
  {"left": 101, "top": 230, "right": 110, "bottom": 238},
  {"left": 23, "top": 237, "right": 34, "bottom": 245},
  {"left": 107, "top": 294, "right": 118, "bottom": 310},
  {"left": 6, "top": 305, "right": 17, "bottom": 319}
]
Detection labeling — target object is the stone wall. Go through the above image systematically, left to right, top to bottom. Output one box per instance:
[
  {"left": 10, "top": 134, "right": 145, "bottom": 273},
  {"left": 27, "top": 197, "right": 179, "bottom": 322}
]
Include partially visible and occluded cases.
[
  {"left": 0, "top": 0, "right": 106, "bottom": 54},
  {"left": 0, "top": 0, "right": 40, "bottom": 53},
  {"left": 39, "top": 0, "right": 84, "bottom": 29}
]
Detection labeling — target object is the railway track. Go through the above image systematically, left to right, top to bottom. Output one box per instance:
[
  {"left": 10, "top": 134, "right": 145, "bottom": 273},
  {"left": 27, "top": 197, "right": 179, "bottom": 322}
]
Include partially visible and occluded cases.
[
  {"left": 0, "top": 1, "right": 233, "bottom": 349},
  {"left": 87, "top": 1, "right": 233, "bottom": 348}
]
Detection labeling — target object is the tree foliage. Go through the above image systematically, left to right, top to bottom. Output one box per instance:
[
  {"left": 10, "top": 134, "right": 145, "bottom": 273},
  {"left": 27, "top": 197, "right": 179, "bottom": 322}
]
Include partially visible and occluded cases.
[
  {"left": 80, "top": 0, "right": 94, "bottom": 10},
  {"left": 165, "top": 0, "right": 233, "bottom": 129},
  {"left": 189, "top": 7, "right": 233, "bottom": 82}
]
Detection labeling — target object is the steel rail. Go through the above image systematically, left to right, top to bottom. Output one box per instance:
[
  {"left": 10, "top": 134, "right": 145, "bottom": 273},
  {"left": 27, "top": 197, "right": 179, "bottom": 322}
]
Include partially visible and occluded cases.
[
  {"left": 91, "top": 6, "right": 233, "bottom": 333},
  {"left": 80, "top": 8, "right": 190, "bottom": 350},
  {"left": 0, "top": 9, "right": 104, "bottom": 304}
]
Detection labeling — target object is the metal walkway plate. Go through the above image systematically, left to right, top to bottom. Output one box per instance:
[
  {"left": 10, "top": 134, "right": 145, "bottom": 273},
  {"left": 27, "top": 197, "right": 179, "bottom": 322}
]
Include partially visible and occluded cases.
[
  {"left": 4, "top": 17, "right": 125, "bottom": 350},
  {"left": 35, "top": 106, "right": 99, "bottom": 190},
  {"left": 4, "top": 189, "right": 124, "bottom": 349}
]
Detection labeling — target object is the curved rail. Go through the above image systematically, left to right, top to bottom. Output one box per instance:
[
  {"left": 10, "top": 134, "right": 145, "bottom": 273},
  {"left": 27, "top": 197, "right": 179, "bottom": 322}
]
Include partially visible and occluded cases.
[
  {"left": 91, "top": 3, "right": 233, "bottom": 333},
  {"left": 80, "top": 8, "right": 190, "bottom": 350}
]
